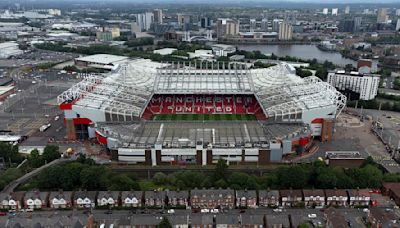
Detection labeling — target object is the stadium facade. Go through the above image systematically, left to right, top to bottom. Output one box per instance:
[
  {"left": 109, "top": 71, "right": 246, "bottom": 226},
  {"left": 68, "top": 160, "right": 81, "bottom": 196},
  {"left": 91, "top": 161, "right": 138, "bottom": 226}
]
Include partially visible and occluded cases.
[{"left": 58, "top": 59, "right": 346, "bottom": 165}]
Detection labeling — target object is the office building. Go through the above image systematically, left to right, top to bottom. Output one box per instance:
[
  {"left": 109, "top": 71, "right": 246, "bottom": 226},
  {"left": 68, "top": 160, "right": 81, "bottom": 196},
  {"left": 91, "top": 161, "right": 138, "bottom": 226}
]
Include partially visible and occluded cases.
[
  {"left": 345, "top": 6, "right": 350, "bottom": 14},
  {"left": 323, "top": 8, "right": 329, "bottom": 15},
  {"left": 332, "top": 8, "right": 338, "bottom": 16},
  {"left": 377, "top": 8, "right": 388, "bottom": 24},
  {"left": 153, "top": 9, "right": 163, "bottom": 24},
  {"left": 396, "top": 9, "right": 400, "bottom": 16},
  {"left": 136, "top": 12, "right": 154, "bottom": 31},
  {"left": 178, "top": 14, "right": 191, "bottom": 26},
  {"left": 201, "top": 17, "right": 212, "bottom": 28},
  {"left": 354, "top": 17, "right": 362, "bottom": 32},
  {"left": 216, "top": 18, "right": 240, "bottom": 38},
  {"left": 261, "top": 18, "right": 268, "bottom": 32},
  {"left": 250, "top": 19, "right": 256, "bottom": 32},
  {"left": 272, "top": 19, "right": 283, "bottom": 32},
  {"left": 396, "top": 19, "right": 400, "bottom": 31},
  {"left": 339, "top": 20, "right": 355, "bottom": 32},
  {"left": 278, "top": 22, "right": 293, "bottom": 41},
  {"left": 131, "top": 23, "right": 141, "bottom": 34},
  {"left": 105, "top": 27, "right": 120, "bottom": 39},
  {"left": 96, "top": 31, "right": 113, "bottom": 41},
  {"left": 327, "top": 70, "right": 380, "bottom": 101}
]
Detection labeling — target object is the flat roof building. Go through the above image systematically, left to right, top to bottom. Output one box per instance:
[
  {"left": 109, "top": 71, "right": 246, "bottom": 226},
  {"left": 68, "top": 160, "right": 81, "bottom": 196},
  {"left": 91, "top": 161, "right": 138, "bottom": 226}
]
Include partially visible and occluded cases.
[{"left": 74, "top": 54, "right": 129, "bottom": 71}]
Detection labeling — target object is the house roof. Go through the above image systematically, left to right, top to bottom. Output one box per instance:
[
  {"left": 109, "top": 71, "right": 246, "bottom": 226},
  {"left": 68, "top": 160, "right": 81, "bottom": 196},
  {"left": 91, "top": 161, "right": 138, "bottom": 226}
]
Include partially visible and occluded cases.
[
  {"left": 191, "top": 188, "right": 235, "bottom": 199},
  {"left": 279, "top": 189, "right": 302, "bottom": 198},
  {"left": 302, "top": 189, "right": 325, "bottom": 197},
  {"left": 324, "top": 189, "right": 348, "bottom": 197},
  {"left": 347, "top": 189, "right": 370, "bottom": 197},
  {"left": 166, "top": 190, "right": 189, "bottom": 199},
  {"left": 236, "top": 190, "right": 257, "bottom": 198},
  {"left": 258, "top": 190, "right": 279, "bottom": 198},
  {"left": 24, "top": 191, "right": 48, "bottom": 201},
  {"left": 49, "top": 191, "right": 73, "bottom": 201},
  {"left": 73, "top": 191, "right": 97, "bottom": 200},
  {"left": 97, "top": 191, "right": 120, "bottom": 200},
  {"left": 121, "top": 191, "right": 143, "bottom": 199},
  {"left": 144, "top": 191, "right": 165, "bottom": 199},
  {"left": 369, "top": 207, "right": 397, "bottom": 227},
  {"left": 324, "top": 208, "right": 348, "bottom": 228},
  {"left": 190, "top": 214, "right": 214, "bottom": 225}
]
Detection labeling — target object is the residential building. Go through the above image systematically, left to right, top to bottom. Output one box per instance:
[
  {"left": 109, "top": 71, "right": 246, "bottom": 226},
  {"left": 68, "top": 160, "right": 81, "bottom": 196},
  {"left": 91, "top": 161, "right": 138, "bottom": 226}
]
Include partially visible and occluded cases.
[
  {"left": 323, "top": 8, "right": 329, "bottom": 15},
  {"left": 377, "top": 8, "right": 388, "bottom": 24},
  {"left": 153, "top": 9, "right": 163, "bottom": 24},
  {"left": 136, "top": 12, "right": 154, "bottom": 31},
  {"left": 354, "top": 17, "right": 362, "bottom": 32},
  {"left": 216, "top": 18, "right": 239, "bottom": 39},
  {"left": 261, "top": 18, "right": 268, "bottom": 32},
  {"left": 250, "top": 19, "right": 256, "bottom": 32},
  {"left": 272, "top": 19, "right": 283, "bottom": 32},
  {"left": 396, "top": 19, "right": 400, "bottom": 31},
  {"left": 278, "top": 22, "right": 293, "bottom": 41},
  {"left": 327, "top": 70, "right": 380, "bottom": 101},
  {"left": 191, "top": 188, "right": 235, "bottom": 209},
  {"left": 280, "top": 189, "right": 303, "bottom": 207},
  {"left": 303, "top": 189, "right": 325, "bottom": 207},
  {"left": 325, "top": 189, "right": 348, "bottom": 207},
  {"left": 348, "top": 189, "right": 370, "bottom": 206},
  {"left": 166, "top": 190, "right": 189, "bottom": 208},
  {"left": 235, "top": 190, "right": 257, "bottom": 208},
  {"left": 258, "top": 190, "right": 280, "bottom": 207},
  {"left": 24, "top": 191, "right": 48, "bottom": 209},
  {"left": 49, "top": 191, "right": 73, "bottom": 209},
  {"left": 73, "top": 191, "right": 97, "bottom": 208},
  {"left": 97, "top": 191, "right": 120, "bottom": 207},
  {"left": 121, "top": 191, "right": 143, "bottom": 208},
  {"left": 144, "top": 191, "right": 165, "bottom": 207},
  {"left": 0, "top": 192, "right": 24, "bottom": 210},
  {"left": 324, "top": 207, "right": 348, "bottom": 228},
  {"left": 368, "top": 207, "right": 398, "bottom": 227}
]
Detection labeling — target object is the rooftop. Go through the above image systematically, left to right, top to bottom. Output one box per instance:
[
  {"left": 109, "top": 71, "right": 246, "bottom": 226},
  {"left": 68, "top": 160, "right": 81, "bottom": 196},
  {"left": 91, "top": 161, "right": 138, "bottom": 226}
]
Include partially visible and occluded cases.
[{"left": 75, "top": 54, "right": 129, "bottom": 65}]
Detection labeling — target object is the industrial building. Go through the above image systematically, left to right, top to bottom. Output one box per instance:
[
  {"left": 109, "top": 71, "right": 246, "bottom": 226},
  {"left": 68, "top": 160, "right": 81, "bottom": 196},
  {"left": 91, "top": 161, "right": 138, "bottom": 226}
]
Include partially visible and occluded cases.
[
  {"left": 0, "top": 42, "right": 23, "bottom": 59},
  {"left": 58, "top": 59, "right": 346, "bottom": 165}
]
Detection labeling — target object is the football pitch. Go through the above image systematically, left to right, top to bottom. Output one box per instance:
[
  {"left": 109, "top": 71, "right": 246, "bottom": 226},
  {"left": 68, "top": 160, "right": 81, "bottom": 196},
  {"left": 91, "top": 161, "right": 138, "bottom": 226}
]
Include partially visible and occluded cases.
[{"left": 153, "top": 114, "right": 257, "bottom": 121}]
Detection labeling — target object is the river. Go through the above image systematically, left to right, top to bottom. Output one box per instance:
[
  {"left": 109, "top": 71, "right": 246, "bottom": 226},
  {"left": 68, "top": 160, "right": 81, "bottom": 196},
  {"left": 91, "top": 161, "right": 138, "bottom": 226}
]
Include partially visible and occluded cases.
[{"left": 236, "top": 44, "right": 356, "bottom": 66}]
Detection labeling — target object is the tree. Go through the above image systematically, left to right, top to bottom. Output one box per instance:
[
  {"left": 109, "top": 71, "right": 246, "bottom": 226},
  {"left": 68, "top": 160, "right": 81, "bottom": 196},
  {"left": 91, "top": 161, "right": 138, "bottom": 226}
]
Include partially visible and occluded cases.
[
  {"left": 42, "top": 145, "right": 60, "bottom": 163},
  {"left": 28, "top": 149, "right": 44, "bottom": 168},
  {"left": 213, "top": 159, "right": 229, "bottom": 182},
  {"left": 80, "top": 166, "right": 107, "bottom": 190},
  {"left": 276, "top": 166, "right": 309, "bottom": 189},
  {"left": 153, "top": 172, "right": 168, "bottom": 185},
  {"left": 108, "top": 174, "right": 140, "bottom": 191},
  {"left": 158, "top": 217, "right": 172, "bottom": 228}
]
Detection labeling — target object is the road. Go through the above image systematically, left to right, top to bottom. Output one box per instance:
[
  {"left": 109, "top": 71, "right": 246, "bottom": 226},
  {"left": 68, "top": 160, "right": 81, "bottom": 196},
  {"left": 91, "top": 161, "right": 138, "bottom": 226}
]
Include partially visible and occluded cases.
[{"left": 1, "top": 157, "right": 76, "bottom": 194}]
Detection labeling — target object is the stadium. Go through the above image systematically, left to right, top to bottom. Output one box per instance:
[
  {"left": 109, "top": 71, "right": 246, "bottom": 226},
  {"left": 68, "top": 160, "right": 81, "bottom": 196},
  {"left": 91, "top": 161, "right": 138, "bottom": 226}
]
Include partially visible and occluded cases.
[{"left": 58, "top": 58, "right": 346, "bottom": 166}]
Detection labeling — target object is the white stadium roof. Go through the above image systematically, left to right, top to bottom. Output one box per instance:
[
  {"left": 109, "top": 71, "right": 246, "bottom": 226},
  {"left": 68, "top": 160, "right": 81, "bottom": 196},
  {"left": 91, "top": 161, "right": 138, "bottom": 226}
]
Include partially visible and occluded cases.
[
  {"left": 75, "top": 54, "right": 129, "bottom": 65},
  {"left": 58, "top": 59, "right": 346, "bottom": 123}
]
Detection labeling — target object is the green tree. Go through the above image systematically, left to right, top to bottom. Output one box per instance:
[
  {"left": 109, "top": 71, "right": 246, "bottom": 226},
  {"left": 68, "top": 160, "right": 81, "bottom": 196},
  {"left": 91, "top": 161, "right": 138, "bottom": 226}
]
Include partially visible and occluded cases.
[
  {"left": 42, "top": 145, "right": 60, "bottom": 163},
  {"left": 28, "top": 149, "right": 44, "bottom": 168},
  {"left": 213, "top": 159, "right": 229, "bottom": 182},
  {"left": 80, "top": 166, "right": 108, "bottom": 190},
  {"left": 276, "top": 166, "right": 309, "bottom": 189},
  {"left": 153, "top": 172, "right": 168, "bottom": 185},
  {"left": 108, "top": 174, "right": 140, "bottom": 191},
  {"left": 158, "top": 217, "right": 172, "bottom": 228}
]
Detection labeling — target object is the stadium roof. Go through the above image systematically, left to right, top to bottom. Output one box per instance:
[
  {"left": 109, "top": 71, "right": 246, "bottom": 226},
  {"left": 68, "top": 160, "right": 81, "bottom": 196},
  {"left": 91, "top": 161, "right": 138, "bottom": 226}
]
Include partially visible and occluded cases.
[
  {"left": 75, "top": 54, "right": 129, "bottom": 65},
  {"left": 58, "top": 59, "right": 346, "bottom": 123},
  {"left": 154, "top": 62, "right": 253, "bottom": 94}
]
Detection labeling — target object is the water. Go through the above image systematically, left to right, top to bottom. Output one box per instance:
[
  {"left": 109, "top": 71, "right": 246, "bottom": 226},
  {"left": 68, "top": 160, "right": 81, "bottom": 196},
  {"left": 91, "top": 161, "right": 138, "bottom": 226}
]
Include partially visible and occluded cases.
[{"left": 236, "top": 44, "right": 356, "bottom": 67}]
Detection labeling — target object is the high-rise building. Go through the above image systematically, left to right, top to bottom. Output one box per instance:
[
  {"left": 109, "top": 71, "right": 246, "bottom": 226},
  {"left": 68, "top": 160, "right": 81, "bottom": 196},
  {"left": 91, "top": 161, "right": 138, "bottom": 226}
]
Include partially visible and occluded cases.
[
  {"left": 345, "top": 6, "right": 350, "bottom": 14},
  {"left": 323, "top": 8, "right": 329, "bottom": 15},
  {"left": 332, "top": 8, "right": 338, "bottom": 16},
  {"left": 377, "top": 8, "right": 388, "bottom": 23},
  {"left": 153, "top": 9, "right": 163, "bottom": 24},
  {"left": 396, "top": 9, "right": 400, "bottom": 16},
  {"left": 136, "top": 12, "right": 154, "bottom": 31},
  {"left": 178, "top": 14, "right": 191, "bottom": 26},
  {"left": 201, "top": 17, "right": 212, "bottom": 28},
  {"left": 354, "top": 17, "right": 362, "bottom": 32},
  {"left": 216, "top": 18, "right": 240, "bottom": 39},
  {"left": 261, "top": 18, "right": 268, "bottom": 32},
  {"left": 250, "top": 19, "right": 256, "bottom": 32},
  {"left": 272, "top": 19, "right": 283, "bottom": 32},
  {"left": 339, "top": 19, "right": 355, "bottom": 32},
  {"left": 396, "top": 19, "right": 400, "bottom": 31},
  {"left": 278, "top": 22, "right": 293, "bottom": 40},
  {"left": 131, "top": 23, "right": 141, "bottom": 34},
  {"left": 96, "top": 31, "right": 113, "bottom": 41}
]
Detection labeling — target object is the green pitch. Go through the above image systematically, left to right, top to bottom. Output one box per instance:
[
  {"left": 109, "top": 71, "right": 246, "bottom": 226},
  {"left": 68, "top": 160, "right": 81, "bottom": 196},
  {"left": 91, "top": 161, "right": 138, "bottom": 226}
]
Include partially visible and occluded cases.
[{"left": 153, "top": 114, "right": 257, "bottom": 121}]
